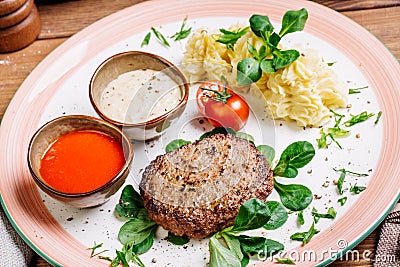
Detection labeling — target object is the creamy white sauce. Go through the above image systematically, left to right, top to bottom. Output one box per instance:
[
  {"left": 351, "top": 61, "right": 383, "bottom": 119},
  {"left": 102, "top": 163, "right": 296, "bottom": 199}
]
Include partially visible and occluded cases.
[{"left": 100, "top": 69, "right": 182, "bottom": 124}]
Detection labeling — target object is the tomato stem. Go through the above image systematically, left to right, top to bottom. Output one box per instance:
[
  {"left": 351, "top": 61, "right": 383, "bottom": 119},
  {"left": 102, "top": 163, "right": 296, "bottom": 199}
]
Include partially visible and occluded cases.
[{"left": 200, "top": 86, "right": 232, "bottom": 104}]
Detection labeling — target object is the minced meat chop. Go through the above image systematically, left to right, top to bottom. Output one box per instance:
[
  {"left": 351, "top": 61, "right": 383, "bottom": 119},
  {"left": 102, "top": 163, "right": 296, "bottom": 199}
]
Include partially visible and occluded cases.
[{"left": 139, "top": 133, "right": 274, "bottom": 238}]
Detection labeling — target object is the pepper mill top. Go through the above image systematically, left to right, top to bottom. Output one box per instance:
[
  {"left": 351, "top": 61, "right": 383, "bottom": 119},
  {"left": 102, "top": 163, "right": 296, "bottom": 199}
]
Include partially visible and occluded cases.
[
  {"left": 0, "top": 0, "right": 41, "bottom": 53},
  {"left": 0, "top": 0, "right": 27, "bottom": 16}
]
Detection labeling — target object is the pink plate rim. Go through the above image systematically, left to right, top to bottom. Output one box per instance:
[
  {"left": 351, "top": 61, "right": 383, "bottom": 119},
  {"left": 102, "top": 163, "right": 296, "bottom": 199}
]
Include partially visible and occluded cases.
[{"left": 1, "top": 0, "right": 399, "bottom": 266}]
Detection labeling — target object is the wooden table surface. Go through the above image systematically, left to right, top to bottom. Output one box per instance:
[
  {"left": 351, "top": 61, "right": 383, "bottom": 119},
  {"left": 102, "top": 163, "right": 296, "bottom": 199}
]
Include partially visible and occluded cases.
[{"left": 0, "top": 0, "right": 399, "bottom": 266}]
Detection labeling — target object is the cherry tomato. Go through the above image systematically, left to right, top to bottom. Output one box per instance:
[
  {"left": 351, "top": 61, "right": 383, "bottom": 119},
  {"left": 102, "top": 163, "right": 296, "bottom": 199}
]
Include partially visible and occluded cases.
[{"left": 196, "top": 80, "right": 249, "bottom": 131}]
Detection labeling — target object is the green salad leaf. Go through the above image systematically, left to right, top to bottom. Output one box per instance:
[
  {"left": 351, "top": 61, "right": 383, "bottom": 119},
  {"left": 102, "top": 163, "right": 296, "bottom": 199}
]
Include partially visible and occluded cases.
[
  {"left": 279, "top": 8, "right": 308, "bottom": 37},
  {"left": 236, "top": 9, "right": 308, "bottom": 85},
  {"left": 237, "top": 58, "right": 262, "bottom": 86},
  {"left": 199, "top": 127, "right": 236, "bottom": 140},
  {"left": 235, "top": 132, "right": 255, "bottom": 144},
  {"left": 165, "top": 139, "right": 191, "bottom": 152},
  {"left": 273, "top": 141, "right": 315, "bottom": 178},
  {"left": 256, "top": 145, "right": 275, "bottom": 166},
  {"left": 274, "top": 180, "right": 313, "bottom": 211},
  {"left": 115, "top": 185, "right": 144, "bottom": 219},
  {"left": 209, "top": 198, "right": 284, "bottom": 267},
  {"left": 230, "top": 198, "right": 271, "bottom": 232},
  {"left": 263, "top": 201, "right": 288, "bottom": 230},
  {"left": 118, "top": 217, "right": 157, "bottom": 245},
  {"left": 167, "top": 232, "right": 190, "bottom": 246},
  {"left": 220, "top": 233, "right": 244, "bottom": 261},
  {"left": 209, "top": 235, "right": 242, "bottom": 267},
  {"left": 237, "top": 235, "right": 284, "bottom": 257}
]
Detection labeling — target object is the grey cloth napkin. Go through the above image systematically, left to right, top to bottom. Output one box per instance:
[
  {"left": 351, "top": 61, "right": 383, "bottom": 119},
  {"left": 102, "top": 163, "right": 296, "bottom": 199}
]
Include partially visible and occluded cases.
[
  {"left": 374, "top": 203, "right": 400, "bottom": 267},
  {"left": 0, "top": 205, "right": 33, "bottom": 266}
]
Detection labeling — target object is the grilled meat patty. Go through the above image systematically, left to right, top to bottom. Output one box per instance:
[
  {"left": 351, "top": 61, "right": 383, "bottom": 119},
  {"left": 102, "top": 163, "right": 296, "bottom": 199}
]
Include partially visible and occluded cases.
[{"left": 139, "top": 133, "right": 274, "bottom": 238}]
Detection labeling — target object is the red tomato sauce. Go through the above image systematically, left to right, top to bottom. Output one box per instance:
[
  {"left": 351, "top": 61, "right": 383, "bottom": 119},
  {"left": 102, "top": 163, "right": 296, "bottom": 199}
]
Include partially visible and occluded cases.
[{"left": 39, "top": 130, "right": 125, "bottom": 194}]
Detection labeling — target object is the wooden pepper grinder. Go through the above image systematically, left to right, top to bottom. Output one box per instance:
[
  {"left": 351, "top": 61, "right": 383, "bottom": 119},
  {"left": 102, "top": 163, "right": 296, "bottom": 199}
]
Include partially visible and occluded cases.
[{"left": 0, "top": 0, "right": 41, "bottom": 52}]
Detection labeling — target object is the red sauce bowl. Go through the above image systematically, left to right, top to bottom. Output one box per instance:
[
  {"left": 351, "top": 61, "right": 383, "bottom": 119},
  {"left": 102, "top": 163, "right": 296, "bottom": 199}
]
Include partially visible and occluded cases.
[{"left": 27, "top": 115, "right": 134, "bottom": 208}]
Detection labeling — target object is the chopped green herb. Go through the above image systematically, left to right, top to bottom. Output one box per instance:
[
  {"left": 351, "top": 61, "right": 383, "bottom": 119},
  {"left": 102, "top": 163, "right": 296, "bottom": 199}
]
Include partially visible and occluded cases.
[
  {"left": 170, "top": 17, "right": 192, "bottom": 41},
  {"left": 215, "top": 26, "right": 250, "bottom": 50},
  {"left": 151, "top": 27, "right": 170, "bottom": 47},
  {"left": 140, "top": 32, "right": 151, "bottom": 47},
  {"left": 327, "top": 62, "right": 335, "bottom": 66},
  {"left": 348, "top": 86, "right": 368, "bottom": 94},
  {"left": 330, "top": 109, "right": 345, "bottom": 127},
  {"left": 317, "top": 110, "right": 349, "bottom": 149},
  {"left": 343, "top": 111, "right": 375, "bottom": 127},
  {"left": 374, "top": 111, "right": 382, "bottom": 125},
  {"left": 327, "top": 127, "right": 350, "bottom": 138},
  {"left": 317, "top": 128, "right": 347, "bottom": 150},
  {"left": 316, "top": 129, "right": 328, "bottom": 149},
  {"left": 328, "top": 132, "right": 343, "bottom": 149},
  {"left": 333, "top": 168, "right": 368, "bottom": 195},
  {"left": 333, "top": 168, "right": 369, "bottom": 177},
  {"left": 336, "top": 170, "right": 346, "bottom": 195},
  {"left": 350, "top": 184, "right": 366, "bottom": 194},
  {"left": 337, "top": 196, "right": 347, "bottom": 206},
  {"left": 311, "top": 207, "right": 337, "bottom": 223},
  {"left": 298, "top": 210, "right": 305, "bottom": 225},
  {"left": 290, "top": 222, "right": 319, "bottom": 245},
  {"left": 87, "top": 242, "right": 108, "bottom": 258},
  {"left": 113, "top": 244, "right": 146, "bottom": 267},
  {"left": 112, "top": 250, "right": 130, "bottom": 267},
  {"left": 130, "top": 251, "right": 145, "bottom": 267},
  {"left": 98, "top": 255, "right": 112, "bottom": 262},
  {"left": 275, "top": 258, "right": 296, "bottom": 265}
]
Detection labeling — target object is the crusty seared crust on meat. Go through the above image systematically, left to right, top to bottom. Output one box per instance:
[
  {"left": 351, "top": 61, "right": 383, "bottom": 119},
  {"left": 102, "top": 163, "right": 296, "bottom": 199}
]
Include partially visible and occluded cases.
[{"left": 139, "top": 133, "right": 274, "bottom": 238}]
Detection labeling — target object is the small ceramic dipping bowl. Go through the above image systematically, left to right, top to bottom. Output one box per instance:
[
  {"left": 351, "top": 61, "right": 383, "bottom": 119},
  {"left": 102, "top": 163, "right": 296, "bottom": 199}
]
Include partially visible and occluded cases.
[
  {"left": 89, "top": 51, "right": 189, "bottom": 141},
  {"left": 27, "top": 115, "right": 134, "bottom": 208}
]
